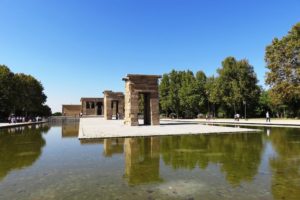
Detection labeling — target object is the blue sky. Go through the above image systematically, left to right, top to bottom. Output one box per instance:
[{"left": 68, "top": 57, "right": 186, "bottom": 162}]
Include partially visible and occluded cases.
[{"left": 0, "top": 0, "right": 299, "bottom": 112}]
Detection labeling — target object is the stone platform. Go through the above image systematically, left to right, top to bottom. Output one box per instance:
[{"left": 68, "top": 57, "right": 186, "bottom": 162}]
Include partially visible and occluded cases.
[{"left": 78, "top": 118, "right": 259, "bottom": 139}]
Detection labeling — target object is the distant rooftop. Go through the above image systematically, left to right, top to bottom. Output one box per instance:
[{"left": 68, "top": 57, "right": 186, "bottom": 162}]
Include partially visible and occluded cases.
[
  {"left": 122, "top": 74, "right": 162, "bottom": 81},
  {"left": 80, "top": 97, "right": 103, "bottom": 101}
]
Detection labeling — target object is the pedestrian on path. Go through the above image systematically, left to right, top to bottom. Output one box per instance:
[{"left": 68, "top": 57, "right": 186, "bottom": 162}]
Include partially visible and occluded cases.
[{"left": 266, "top": 111, "right": 271, "bottom": 122}]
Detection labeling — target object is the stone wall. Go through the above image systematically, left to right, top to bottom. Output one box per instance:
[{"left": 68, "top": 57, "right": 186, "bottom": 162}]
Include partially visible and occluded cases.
[{"left": 62, "top": 105, "right": 81, "bottom": 117}]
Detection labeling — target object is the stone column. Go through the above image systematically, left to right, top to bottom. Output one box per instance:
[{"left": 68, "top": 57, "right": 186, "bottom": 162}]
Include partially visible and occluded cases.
[
  {"left": 124, "top": 81, "right": 133, "bottom": 125},
  {"left": 124, "top": 83, "right": 139, "bottom": 126},
  {"left": 130, "top": 91, "right": 139, "bottom": 126},
  {"left": 150, "top": 92, "right": 160, "bottom": 125},
  {"left": 104, "top": 93, "right": 112, "bottom": 120},
  {"left": 82, "top": 101, "right": 86, "bottom": 115},
  {"left": 94, "top": 101, "right": 97, "bottom": 115}
]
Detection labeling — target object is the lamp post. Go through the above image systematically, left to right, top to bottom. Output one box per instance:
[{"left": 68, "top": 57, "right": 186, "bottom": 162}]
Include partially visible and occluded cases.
[{"left": 243, "top": 100, "right": 247, "bottom": 120}]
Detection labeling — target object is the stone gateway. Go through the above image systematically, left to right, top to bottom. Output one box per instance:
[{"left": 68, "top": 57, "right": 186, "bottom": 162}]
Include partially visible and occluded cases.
[
  {"left": 123, "top": 74, "right": 161, "bottom": 126},
  {"left": 103, "top": 91, "right": 125, "bottom": 120}
]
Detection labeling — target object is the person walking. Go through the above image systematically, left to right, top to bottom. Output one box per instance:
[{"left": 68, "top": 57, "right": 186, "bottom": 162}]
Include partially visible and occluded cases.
[{"left": 266, "top": 111, "right": 271, "bottom": 122}]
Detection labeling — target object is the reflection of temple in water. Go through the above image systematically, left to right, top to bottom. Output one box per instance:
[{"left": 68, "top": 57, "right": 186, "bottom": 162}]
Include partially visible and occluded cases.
[
  {"left": 62, "top": 123, "right": 79, "bottom": 138},
  {"left": 78, "top": 137, "right": 162, "bottom": 185},
  {"left": 124, "top": 137, "right": 162, "bottom": 185},
  {"left": 79, "top": 138, "right": 125, "bottom": 157},
  {"left": 80, "top": 139, "right": 104, "bottom": 145},
  {"left": 103, "top": 139, "right": 124, "bottom": 157}
]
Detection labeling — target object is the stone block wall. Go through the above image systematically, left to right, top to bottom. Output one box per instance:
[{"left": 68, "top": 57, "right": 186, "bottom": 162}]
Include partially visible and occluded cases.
[{"left": 62, "top": 105, "right": 81, "bottom": 117}]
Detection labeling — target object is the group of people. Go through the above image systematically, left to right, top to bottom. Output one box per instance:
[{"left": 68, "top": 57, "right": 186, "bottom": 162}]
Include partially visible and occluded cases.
[
  {"left": 233, "top": 111, "right": 271, "bottom": 122},
  {"left": 8, "top": 115, "right": 42, "bottom": 124},
  {"left": 8, "top": 116, "right": 26, "bottom": 123}
]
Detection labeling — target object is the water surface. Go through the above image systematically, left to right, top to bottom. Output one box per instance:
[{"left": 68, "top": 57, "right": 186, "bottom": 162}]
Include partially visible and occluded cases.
[{"left": 0, "top": 123, "right": 299, "bottom": 200}]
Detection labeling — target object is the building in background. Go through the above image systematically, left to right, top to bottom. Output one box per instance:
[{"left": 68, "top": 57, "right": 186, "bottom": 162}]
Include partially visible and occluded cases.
[
  {"left": 80, "top": 97, "right": 104, "bottom": 116},
  {"left": 62, "top": 105, "right": 81, "bottom": 117}
]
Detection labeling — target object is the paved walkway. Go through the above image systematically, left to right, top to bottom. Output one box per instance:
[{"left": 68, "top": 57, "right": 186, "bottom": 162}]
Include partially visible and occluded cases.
[
  {"left": 78, "top": 118, "right": 259, "bottom": 139},
  {"left": 195, "top": 118, "right": 300, "bottom": 128},
  {"left": 0, "top": 121, "right": 47, "bottom": 129}
]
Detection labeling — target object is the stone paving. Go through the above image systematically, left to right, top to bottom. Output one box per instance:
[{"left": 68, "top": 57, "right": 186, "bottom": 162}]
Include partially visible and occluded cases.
[
  {"left": 78, "top": 117, "right": 259, "bottom": 139},
  {"left": 195, "top": 118, "right": 300, "bottom": 128}
]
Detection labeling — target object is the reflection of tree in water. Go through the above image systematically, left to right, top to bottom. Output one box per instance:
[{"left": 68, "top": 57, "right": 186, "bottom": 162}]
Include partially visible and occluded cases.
[
  {"left": 0, "top": 125, "right": 48, "bottom": 180},
  {"left": 269, "top": 128, "right": 300, "bottom": 200},
  {"left": 160, "top": 133, "right": 263, "bottom": 186},
  {"left": 124, "top": 137, "right": 162, "bottom": 185}
]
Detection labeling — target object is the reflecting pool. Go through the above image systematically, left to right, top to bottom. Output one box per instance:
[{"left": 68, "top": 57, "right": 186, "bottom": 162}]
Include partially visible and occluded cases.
[{"left": 0, "top": 123, "right": 299, "bottom": 200}]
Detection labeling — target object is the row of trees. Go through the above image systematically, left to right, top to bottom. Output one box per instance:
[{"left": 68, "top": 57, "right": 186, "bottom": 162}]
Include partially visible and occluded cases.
[
  {"left": 159, "top": 22, "right": 300, "bottom": 118},
  {"left": 159, "top": 57, "right": 261, "bottom": 118},
  {"left": 0, "top": 65, "right": 52, "bottom": 121}
]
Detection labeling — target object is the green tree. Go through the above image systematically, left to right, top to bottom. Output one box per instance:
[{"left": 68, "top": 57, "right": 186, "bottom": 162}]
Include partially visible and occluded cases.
[
  {"left": 265, "top": 22, "right": 300, "bottom": 117},
  {"left": 217, "top": 57, "right": 260, "bottom": 117},
  {"left": 0, "top": 65, "right": 14, "bottom": 118},
  {"left": 0, "top": 65, "right": 51, "bottom": 120},
  {"left": 159, "top": 70, "right": 208, "bottom": 118},
  {"left": 168, "top": 70, "right": 183, "bottom": 117},
  {"left": 179, "top": 70, "right": 199, "bottom": 118},
  {"left": 195, "top": 71, "right": 208, "bottom": 115},
  {"left": 14, "top": 73, "right": 47, "bottom": 116},
  {"left": 159, "top": 74, "right": 171, "bottom": 116},
  {"left": 205, "top": 76, "right": 221, "bottom": 117},
  {"left": 256, "top": 90, "right": 272, "bottom": 116},
  {"left": 38, "top": 105, "right": 52, "bottom": 117}
]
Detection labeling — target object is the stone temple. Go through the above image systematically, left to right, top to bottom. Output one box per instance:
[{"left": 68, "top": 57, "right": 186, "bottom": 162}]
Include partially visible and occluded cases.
[{"left": 62, "top": 74, "right": 161, "bottom": 126}]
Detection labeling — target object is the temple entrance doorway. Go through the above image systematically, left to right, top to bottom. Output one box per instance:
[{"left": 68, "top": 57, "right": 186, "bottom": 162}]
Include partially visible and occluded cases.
[
  {"left": 138, "top": 93, "right": 151, "bottom": 125},
  {"left": 111, "top": 100, "right": 119, "bottom": 119},
  {"left": 96, "top": 102, "right": 103, "bottom": 115}
]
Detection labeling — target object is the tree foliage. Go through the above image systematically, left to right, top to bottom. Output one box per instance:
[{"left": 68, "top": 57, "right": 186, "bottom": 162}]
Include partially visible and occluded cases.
[
  {"left": 265, "top": 22, "right": 300, "bottom": 117},
  {"left": 159, "top": 57, "right": 261, "bottom": 118},
  {"left": 217, "top": 57, "right": 261, "bottom": 117},
  {"left": 0, "top": 65, "right": 51, "bottom": 120},
  {"left": 0, "top": 66, "right": 14, "bottom": 116},
  {"left": 159, "top": 70, "right": 208, "bottom": 118}
]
